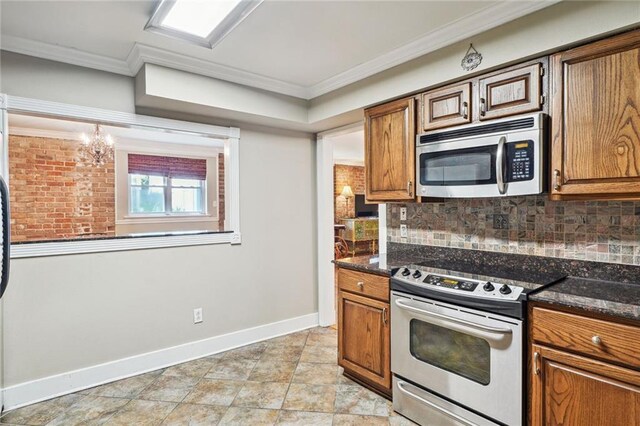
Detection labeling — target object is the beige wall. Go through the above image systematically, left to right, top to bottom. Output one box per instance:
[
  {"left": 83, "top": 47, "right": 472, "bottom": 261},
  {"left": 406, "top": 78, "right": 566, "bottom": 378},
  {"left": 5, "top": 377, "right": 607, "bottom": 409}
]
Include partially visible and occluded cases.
[
  {"left": 0, "top": 51, "right": 136, "bottom": 113},
  {"left": 0, "top": 55, "right": 317, "bottom": 387},
  {"left": 3, "top": 125, "right": 317, "bottom": 386}
]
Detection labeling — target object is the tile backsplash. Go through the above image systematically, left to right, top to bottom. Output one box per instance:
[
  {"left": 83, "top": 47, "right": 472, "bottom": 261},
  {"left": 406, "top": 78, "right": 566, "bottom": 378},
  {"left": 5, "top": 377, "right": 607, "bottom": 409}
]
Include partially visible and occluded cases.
[{"left": 387, "top": 196, "right": 640, "bottom": 265}]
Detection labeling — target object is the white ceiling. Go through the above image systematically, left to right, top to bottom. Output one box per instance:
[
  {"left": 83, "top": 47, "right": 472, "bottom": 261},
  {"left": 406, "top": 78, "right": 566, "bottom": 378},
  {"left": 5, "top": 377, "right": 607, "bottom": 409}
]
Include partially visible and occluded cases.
[
  {"left": 0, "top": 1, "right": 557, "bottom": 99},
  {"left": 332, "top": 130, "right": 364, "bottom": 165}
]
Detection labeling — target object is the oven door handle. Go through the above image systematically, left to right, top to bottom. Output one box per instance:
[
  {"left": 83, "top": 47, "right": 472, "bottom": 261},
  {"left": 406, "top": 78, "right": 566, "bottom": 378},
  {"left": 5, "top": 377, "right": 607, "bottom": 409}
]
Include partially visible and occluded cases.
[
  {"left": 496, "top": 135, "right": 507, "bottom": 195},
  {"left": 394, "top": 298, "right": 513, "bottom": 336},
  {"left": 396, "top": 380, "right": 477, "bottom": 426}
]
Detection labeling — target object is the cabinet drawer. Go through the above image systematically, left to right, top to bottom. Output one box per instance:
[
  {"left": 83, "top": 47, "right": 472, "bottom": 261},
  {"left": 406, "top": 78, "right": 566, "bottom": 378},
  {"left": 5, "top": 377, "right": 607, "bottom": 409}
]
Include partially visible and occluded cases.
[
  {"left": 338, "top": 268, "right": 389, "bottom": 302},
  {"left": 531, "top": 307, "right": 640, "bottom": 369}
]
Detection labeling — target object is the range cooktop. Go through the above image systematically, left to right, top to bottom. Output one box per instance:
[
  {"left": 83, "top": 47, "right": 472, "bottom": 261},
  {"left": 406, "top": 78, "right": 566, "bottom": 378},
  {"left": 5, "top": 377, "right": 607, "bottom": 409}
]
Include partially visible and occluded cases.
[{"left": 391, "top": 260, "right": 566, "bottom": 319}]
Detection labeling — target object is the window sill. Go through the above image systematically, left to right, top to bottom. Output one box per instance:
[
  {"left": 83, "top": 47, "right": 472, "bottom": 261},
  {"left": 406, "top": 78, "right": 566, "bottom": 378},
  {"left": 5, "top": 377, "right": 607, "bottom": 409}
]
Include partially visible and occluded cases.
[
  {"left": 117, "top": 214, "right": 218, "bottom": 225},
  {"left": 10, "top": 231, "right": 241, "bottom": 258}
]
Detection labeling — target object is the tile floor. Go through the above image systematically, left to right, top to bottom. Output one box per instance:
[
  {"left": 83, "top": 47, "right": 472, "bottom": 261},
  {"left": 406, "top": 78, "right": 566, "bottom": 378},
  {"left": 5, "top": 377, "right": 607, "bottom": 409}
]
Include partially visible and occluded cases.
[{"left": 0, "top": 327, "right": 416, "bottom": 425}]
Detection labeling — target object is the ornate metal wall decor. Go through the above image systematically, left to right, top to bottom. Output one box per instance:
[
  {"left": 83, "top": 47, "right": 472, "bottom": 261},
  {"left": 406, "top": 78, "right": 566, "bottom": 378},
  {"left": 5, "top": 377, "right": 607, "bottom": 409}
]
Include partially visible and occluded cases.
[{"left": 461, "top": 44, "right": 482, "bottom": 71}]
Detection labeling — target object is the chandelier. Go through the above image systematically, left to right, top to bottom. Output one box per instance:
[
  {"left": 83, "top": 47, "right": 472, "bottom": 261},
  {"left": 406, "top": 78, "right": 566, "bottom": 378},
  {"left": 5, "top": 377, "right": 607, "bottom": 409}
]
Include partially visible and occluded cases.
[{"left": 79, "top": 124, "right": 114, "bottom": 167}]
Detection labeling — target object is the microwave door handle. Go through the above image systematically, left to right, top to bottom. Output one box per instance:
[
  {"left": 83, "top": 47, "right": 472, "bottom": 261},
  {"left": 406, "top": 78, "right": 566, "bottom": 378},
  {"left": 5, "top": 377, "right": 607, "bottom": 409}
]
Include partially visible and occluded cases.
[{"left": 496, "top": 136, "right": 507, "bottom": 195}]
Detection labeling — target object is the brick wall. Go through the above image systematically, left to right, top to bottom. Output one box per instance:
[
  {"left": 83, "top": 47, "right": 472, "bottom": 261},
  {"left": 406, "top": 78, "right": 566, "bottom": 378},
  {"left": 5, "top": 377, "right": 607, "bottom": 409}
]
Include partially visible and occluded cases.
[
  {"left": 9, "top": 135, "right": 116, "bottom": 242},
  {"left": 218, "top": 153, "right": 225, "bottom": 230},
  {"left": 334, "top": 164, "right": 365, "bottom": 222}
]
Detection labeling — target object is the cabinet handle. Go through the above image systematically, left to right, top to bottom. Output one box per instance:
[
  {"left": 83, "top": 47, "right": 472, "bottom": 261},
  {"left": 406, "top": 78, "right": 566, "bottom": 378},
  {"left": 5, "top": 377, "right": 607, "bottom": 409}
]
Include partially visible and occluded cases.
[
  {"left": 480, "top": 98, "right": 486, "bottom": 116},
  {"left": 461, "top": 102, "right": 468, "bottom": 119},
  {"left": 553, "top": 169, "right": 561, "bottom": 191},
  {"left": 407, "top": 181, "right": 413, "bottom": 196},
  {"left": 357, "top": 281, "right": 364, "bottom": 290},
  {"left": 382, "top": 307, "right": 388, "bottom": 325},
  {"left": 592, "top": 335, "right": 602, "bottom": 346},
  {"left": 533, "top": 352, "right": 540, "bottom": 376}
]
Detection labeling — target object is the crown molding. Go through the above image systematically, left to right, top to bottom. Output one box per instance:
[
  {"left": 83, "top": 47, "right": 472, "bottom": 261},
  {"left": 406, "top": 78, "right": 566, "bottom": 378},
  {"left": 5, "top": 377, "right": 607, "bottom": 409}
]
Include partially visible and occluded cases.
[
  {"left": 307, "top": 0, "right": 561, "bottom": 98},
  {"left": 1, "top": 1, "right": 559, "bottom": 101},
  {"left": 0, "top": 35, "right": 132, "bottom": 76},
  {"left": 126, "top": 44, "right": 310, "bottom": 99}
]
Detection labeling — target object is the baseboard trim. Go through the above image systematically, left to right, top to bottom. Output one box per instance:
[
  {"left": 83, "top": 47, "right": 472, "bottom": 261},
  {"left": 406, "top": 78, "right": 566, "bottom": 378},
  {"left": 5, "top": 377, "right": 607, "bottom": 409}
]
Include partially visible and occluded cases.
[{"left": 2, "top": 312, "right": 319, "bottom": 411}]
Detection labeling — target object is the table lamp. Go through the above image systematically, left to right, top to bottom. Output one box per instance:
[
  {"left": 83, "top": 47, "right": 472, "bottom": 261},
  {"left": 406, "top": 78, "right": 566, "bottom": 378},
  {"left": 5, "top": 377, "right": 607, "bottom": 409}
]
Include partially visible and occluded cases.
[{"left": 340, "top": 185, "right": 355, "bottom": 217}]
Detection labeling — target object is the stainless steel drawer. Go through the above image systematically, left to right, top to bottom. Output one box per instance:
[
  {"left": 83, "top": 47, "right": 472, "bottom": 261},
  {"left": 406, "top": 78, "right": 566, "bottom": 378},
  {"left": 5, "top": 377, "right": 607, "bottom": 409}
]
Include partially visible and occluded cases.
[{"left": 393, "top": 377, "right": 498, "bottom": 426}]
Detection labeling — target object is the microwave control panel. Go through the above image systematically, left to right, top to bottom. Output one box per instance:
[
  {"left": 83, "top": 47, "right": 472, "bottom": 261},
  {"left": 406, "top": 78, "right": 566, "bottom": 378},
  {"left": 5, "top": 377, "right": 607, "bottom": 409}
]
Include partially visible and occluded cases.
[{"left": 506, "top": 141, "right": 534, "bottom": 182}]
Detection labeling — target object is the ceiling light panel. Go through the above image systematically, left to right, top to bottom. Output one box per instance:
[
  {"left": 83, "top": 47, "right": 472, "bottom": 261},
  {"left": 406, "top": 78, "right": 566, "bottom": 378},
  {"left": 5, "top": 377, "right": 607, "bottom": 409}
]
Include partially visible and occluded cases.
[{"left": 146, "top": 0, "right": 263, "bottom": 48}]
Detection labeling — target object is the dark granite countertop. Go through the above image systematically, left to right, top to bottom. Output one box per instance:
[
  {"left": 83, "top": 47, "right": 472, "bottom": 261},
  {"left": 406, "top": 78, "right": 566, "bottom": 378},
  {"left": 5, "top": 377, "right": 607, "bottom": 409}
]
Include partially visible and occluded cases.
[
  {"left": 334, "top": 243, "right": 640, "bottom": 322},
  {"left": 333, "top": 251, "right": 425, "bottom": 276},
  {"left": 530, "top": 277, "right": 640, "bottom": 322}
]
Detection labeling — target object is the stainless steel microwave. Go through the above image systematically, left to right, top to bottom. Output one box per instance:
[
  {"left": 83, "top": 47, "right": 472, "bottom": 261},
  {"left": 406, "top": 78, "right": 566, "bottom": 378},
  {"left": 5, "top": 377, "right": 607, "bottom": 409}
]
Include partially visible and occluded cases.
[{"left": 416, "top": 113, "right": 547, "bottom": 198}]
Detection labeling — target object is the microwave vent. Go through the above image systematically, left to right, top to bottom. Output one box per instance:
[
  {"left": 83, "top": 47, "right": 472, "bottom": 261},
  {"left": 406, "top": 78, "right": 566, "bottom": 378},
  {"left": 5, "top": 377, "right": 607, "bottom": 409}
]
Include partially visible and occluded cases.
[{"left": 419, "top": 117, "right": 535, "bottom": 144}]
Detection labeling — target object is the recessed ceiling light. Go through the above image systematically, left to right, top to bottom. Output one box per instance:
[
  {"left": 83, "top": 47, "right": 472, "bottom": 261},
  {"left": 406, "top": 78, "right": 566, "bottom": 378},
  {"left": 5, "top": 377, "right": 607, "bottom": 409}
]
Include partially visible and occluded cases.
[{"left": 146, "top": 0, "right": 263, "bottom": 49}]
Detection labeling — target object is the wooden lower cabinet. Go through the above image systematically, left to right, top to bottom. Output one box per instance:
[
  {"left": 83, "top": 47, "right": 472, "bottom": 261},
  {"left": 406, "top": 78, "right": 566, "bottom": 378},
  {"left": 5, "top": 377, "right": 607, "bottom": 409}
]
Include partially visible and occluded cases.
[
  {"left": 337, "top": 268, "right": 391, "bottom": 396},
  {"left": 530, "top": 305, "right": 640, "bottom": 425},
  {"left": 530, "top": 344, "right": 640, "bottom": 426}
]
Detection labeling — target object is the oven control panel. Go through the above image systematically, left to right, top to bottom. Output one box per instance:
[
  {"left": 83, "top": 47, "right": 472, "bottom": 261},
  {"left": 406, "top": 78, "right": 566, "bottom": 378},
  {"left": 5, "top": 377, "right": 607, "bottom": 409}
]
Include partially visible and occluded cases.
[
  {"left": 394, "top": 268, "right": 524, "bottom": 301},
  {"left": 423, "top": 275, "right": 478, "bottom": 291}
]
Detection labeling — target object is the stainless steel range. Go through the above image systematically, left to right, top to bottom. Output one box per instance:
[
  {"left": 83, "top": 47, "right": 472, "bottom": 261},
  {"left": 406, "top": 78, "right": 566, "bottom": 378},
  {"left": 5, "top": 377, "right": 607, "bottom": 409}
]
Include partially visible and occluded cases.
[{"left": 391, "top": 263, "right": 564, "bottom": 426}]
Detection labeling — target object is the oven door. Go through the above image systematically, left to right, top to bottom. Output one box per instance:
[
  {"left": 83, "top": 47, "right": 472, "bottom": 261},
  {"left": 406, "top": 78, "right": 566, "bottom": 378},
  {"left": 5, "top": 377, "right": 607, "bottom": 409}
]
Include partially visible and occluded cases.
[{"left": 391, "top": 292, "right": 523, "bottom": 426}]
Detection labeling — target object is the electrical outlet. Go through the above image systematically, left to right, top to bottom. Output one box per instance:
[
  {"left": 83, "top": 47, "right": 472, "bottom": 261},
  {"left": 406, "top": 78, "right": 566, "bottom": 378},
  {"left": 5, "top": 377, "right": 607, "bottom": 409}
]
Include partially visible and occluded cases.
[
  {"left": 400, "top": 207, "right": 407, "bottom": 221},
  {"left": 400, "top": 224, "right": 408, "bottom": 238},
  {"left": 193, "top": 308, "right": 203, "bottom": 324}
]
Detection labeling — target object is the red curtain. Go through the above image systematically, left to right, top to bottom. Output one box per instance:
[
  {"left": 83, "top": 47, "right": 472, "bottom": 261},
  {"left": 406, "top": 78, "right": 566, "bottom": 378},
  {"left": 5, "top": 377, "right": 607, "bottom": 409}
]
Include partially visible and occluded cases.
[{"left": 128, "top": 154, "right": 207, "bottom": 180}]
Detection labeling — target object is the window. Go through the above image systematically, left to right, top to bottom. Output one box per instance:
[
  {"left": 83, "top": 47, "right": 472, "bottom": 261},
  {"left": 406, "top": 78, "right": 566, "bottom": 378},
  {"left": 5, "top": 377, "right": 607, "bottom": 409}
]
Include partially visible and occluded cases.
[
  {"left": 145, "top": 0, "right": 263, "bottom": 49},
  {"left": 4, "top": 96, "right": 240, "bottom": 257},
  {"left": 127, "top": 154, "right": 207, "bottom": 215},
  {"left": 129, "top": 174, "right": 205, "bottom": 214}
]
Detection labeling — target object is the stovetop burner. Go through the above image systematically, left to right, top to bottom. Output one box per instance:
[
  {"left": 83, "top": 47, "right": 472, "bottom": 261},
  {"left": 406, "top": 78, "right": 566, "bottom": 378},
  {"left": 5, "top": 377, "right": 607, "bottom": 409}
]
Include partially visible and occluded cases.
[{"left": 391, "top": 260, "right": 566, "bottom": 319}]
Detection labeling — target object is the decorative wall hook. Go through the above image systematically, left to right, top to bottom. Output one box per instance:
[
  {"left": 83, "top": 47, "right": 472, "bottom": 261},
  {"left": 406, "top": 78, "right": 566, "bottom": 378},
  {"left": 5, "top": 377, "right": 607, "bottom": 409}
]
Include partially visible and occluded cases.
[{"left": 461, "top": 44, "right": 482, "bottom": 71}]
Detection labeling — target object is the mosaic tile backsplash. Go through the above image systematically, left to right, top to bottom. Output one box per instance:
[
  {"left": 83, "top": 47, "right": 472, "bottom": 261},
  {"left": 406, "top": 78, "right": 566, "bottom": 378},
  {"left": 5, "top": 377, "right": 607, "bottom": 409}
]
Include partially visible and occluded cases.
[{"left": 387, "top": 196, "right": 640, "bottom": 266}]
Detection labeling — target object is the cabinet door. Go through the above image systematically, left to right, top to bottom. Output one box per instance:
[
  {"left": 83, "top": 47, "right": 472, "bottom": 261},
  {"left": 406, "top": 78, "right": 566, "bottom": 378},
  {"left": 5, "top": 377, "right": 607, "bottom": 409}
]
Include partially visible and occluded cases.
[
  {"left": 550, "top": 30, "right": 640, "bottom": 199},
  {"left": 478, "top": 63, "right": 542, "bottom": 120},
  {"left": 421, "top": 82, "right": 471, "bottom": 131},
  {"left": 364, "top": 97, "right": 415, "bottom": 202},
  {"left": 338, "top": 290, "right": 390, "bottom": 392},
  {"left": 531, "top": 344, "right": 640, "bottom": 426}
]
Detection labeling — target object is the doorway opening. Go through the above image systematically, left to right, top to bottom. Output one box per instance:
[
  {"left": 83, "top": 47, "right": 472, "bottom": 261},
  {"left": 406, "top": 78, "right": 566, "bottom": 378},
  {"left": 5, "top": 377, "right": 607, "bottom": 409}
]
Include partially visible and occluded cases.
[{"left": 316, "top": 123, "right": 386, "bottom": 326}]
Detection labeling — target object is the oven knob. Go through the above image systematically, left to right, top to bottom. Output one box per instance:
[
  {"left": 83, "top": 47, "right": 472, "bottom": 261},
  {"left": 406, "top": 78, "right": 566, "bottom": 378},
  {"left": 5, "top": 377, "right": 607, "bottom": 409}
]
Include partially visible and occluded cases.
[
  {"left": 401, "top": 268, "right": 411, "bottom": 277},
  {"left": 412, "top": 270, "right": 422, "bottom": 279},
  {"left": 483, "top": 282, "right": 495, "bottom": 292},
  {"left": 499, "top": 284, "right": 512, "bottom": 295}
]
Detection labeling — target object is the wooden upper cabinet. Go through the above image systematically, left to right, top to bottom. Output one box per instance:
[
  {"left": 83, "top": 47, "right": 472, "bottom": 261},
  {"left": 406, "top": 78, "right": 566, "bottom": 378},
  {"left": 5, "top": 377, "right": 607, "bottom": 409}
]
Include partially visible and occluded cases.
[
  {"left": 550, "top": 30, "right": 640, "bottom": 200},
  {"left": 478, "top": 63, "right": 542, "bottom": 120},
  {"left": 421, "top": 82, "right": 471, "bottom": 131},
  {"left": 364, "top": 97, "right": 416, "bottom": 202},
  {"left": 530, "top": 344, "right": 640, "bottom": 426}
]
